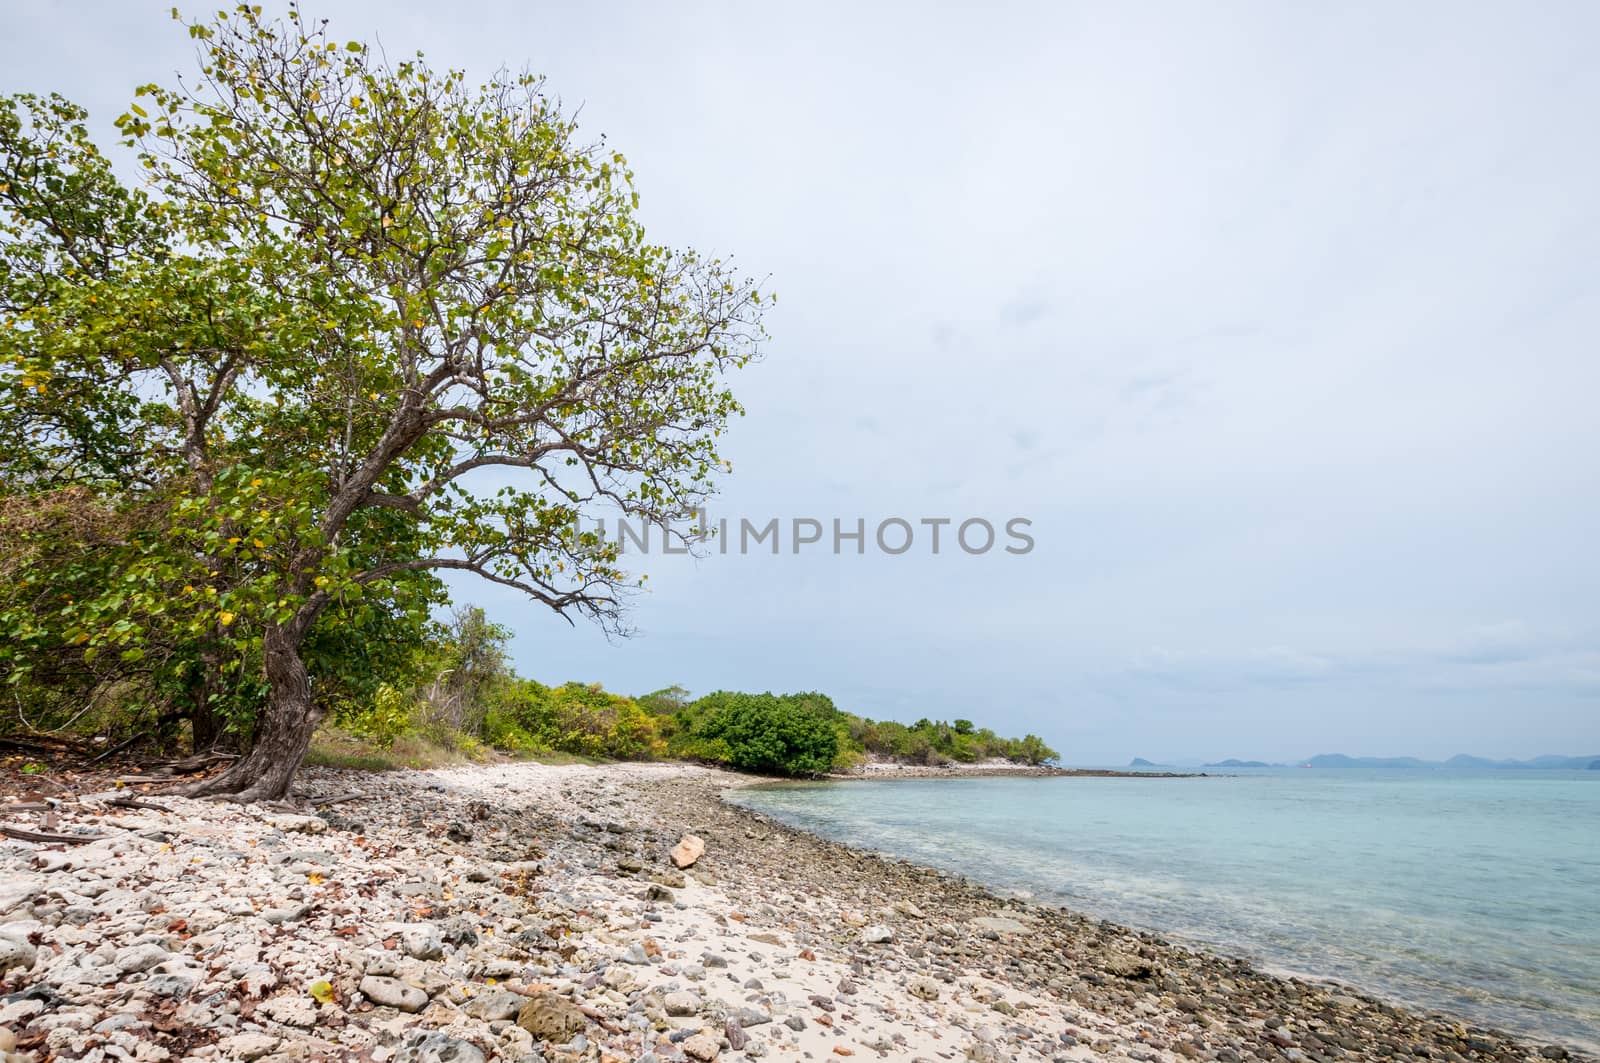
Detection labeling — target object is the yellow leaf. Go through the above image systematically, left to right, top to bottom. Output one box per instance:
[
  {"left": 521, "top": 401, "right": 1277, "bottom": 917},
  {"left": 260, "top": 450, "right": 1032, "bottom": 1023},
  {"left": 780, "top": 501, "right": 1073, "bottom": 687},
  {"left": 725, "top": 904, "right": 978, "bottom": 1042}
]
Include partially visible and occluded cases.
[
  {"left": 253, "top": 539, "right": 265, "bottom": 549},
  {"left": 218, "top": 611, "right": 236, "bottom": 626},
  {"left": 307, "top": 871, "right": 324, "bottom": 886},
  {"left": 309, "top": 979, "right": 335, "bottom": 1004}
]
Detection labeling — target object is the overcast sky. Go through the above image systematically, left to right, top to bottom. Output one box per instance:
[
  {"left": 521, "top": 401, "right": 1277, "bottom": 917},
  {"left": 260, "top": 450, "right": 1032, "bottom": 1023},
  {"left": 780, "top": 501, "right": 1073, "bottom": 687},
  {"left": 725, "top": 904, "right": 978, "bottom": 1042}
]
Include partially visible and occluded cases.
[{"left": 6, "top": 1, "right": 1598, "bottom": 764}]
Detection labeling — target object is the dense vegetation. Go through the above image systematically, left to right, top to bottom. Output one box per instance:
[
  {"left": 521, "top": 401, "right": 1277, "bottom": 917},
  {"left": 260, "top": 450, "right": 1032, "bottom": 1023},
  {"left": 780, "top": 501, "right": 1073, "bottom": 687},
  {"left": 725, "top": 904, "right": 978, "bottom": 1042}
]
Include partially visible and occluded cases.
[{"left": 310, "top": 608, "right": 1058, "bottom": 778}]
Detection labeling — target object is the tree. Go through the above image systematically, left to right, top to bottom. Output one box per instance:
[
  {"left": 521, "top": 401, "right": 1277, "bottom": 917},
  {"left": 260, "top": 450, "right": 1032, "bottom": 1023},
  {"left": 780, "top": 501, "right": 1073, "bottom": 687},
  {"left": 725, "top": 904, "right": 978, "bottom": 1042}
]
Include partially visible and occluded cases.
[{"left": 0, "top": 8, "right": 764, "bottom": 799}]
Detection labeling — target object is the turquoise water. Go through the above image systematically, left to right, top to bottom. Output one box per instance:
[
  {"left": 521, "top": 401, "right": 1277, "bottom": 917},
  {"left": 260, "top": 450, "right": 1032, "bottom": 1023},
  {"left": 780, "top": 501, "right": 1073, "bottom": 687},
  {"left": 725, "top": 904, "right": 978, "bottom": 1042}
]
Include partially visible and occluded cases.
[{"left": 731, "top": 770, "right": 1600, "bottom": 1049}]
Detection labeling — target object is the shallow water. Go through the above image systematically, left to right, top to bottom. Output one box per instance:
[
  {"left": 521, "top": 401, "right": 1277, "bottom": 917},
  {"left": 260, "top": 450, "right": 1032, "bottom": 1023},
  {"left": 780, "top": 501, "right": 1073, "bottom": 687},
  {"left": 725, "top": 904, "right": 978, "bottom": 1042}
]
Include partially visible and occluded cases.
[{"left": 731, "top": 769, "right": 1600, "bottom": 1049}]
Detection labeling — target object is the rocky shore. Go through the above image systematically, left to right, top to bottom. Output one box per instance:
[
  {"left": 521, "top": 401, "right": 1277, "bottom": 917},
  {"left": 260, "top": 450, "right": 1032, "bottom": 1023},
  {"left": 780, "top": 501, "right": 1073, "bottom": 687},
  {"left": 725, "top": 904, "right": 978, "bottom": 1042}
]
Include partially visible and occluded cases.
[{"left": 0, "top": 762, "right": 1588, "bottom": 1063}]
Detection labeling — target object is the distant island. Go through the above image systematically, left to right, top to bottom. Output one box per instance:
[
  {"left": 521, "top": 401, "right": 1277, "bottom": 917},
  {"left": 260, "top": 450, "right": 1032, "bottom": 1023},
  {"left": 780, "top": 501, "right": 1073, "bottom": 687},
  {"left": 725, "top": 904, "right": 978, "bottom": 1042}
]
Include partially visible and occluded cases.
[
  {"left": 1194, "top": 753, "right": 1600, "bottom": 770},
  {"left": 1303, "top": 753, "right": 1600, "bottom": 770},
  {"left": 1128, "top": 757, "right": 1173, "bottom": 768}
]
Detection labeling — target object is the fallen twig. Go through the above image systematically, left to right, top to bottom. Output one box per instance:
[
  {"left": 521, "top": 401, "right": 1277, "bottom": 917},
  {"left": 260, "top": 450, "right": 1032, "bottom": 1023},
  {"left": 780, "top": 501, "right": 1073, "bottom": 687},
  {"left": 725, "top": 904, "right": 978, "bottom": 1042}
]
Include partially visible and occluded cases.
[
  {"left": 89, "top": 731, "right": 150, "bottom": 764},
  {"left": 107, "top": 797, "right": 173, "bottom": 813},
  {"left": 1, "top": 823, "right": 106, "bottom": 844}
]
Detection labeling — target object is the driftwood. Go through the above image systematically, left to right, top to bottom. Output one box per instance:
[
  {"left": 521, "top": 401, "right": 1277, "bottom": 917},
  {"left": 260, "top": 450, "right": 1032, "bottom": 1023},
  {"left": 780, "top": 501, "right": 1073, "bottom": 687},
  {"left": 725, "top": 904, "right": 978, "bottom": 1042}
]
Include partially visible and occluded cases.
[
  {"left": 88, "top": 731, "right": 150, "bottom": 764},
  {"left": 107, "top": 796, "right": 173, "bottom": 813},
  {"left": 1, "top": 823, "right": 106, "bottom": 844}
]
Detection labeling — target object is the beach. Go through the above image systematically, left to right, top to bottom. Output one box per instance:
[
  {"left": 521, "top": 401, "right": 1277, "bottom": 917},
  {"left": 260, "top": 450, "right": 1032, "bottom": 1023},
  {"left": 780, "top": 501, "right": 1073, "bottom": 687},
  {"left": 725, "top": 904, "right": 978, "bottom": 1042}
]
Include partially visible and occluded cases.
[{"left": 0, "top": 761, "right": 1587, "bottom": 1063}]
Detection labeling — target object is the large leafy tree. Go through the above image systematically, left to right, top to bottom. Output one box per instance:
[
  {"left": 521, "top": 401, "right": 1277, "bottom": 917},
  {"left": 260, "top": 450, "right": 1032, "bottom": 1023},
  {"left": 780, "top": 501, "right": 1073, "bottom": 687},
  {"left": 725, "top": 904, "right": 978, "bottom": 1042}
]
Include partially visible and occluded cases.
[{"left": 0, "top": 7, "right": 764, "bottom": 799}]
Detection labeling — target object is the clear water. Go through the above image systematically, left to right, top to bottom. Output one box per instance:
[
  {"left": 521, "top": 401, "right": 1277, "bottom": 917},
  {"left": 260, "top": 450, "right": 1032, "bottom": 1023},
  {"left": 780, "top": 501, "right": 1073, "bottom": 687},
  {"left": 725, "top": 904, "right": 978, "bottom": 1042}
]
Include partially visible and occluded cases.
[{"left": 731, "top": 770, "right": 1600, "bottom": 1050}]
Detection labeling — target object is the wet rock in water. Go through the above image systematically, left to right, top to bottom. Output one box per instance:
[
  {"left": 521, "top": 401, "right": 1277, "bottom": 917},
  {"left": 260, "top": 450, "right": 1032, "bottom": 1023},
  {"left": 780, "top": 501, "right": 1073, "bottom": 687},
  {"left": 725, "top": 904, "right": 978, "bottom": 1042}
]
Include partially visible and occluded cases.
[
  {"left": 671, "top": 834, "right": 706, "bottom": 868},
  {"left": 361, "top": 975, "right": 428, "bottom": 1013},
  {"left": 517, "top": 991, "right": 588, "bottom": 1041},
  {"left": 394, "top": 1030, "right": 487, "bottom": 1063}
]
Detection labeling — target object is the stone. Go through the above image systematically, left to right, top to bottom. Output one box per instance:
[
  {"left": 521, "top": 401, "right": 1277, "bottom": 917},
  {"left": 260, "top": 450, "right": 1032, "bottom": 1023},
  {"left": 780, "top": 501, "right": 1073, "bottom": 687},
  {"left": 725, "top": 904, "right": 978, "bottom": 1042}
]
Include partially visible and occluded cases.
[
  {"left": 268, "top": 814, "right": 328, "bottom": 834},
  {"left": 670, "top": 834, "right": 705, "bottom": 869},
  {"left": 645, "top": 883, "right": 675, "bottom": 903},
  {"left": 971, "top": 915, "right": 1029, "bottom": 934},
  {"left": 438, "top": 916, "right": 478, "bottom": 947},
  {"left": 390, "top": 922, "right": 444, "bottom": 960},
  {"left": 861, "top": 924, "right": 893, "bottom": 944},
  {"left": 0, "top": 934, "right": 35, "bottom": 974},
  {"left": 114, "top": 942, "right": 169, "bottom": 974},
  {"left": 1103, "top": 951, "right": 1156, "bottom": 979},
  {"left": 142, "top": 972, "right": 197, "bottom": 997},
  {"left": 361, "top": 975, "right": 428, "bottom": 1013},
  {"left": 908, "top": 976, "right": 941, "bottom": 1000},
  {"left": 461, "top": 989, "right": 525, "bottom": 1021},
  {"left": 516, "top": 991, "right": 588, "bottom": 1041},
  {"left": 664, "top": 991, "right": 700, "bottom": 1017},
  {"left": 395, "top": 1030, "right": 487, "bottom": 1063},
  {"left": 682, "top": 1031, "right": 721, "bottom": 1061},
  {"left": 220, "top": 1033, "right": 281, "bottom": 1061}
]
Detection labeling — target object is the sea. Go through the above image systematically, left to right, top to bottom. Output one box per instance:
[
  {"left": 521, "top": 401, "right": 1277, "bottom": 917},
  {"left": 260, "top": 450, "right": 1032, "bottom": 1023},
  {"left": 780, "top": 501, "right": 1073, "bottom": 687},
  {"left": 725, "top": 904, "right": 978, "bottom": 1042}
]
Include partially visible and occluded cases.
[{"left": 730, "top": 768, "right": 1600, "bottom": 1050}]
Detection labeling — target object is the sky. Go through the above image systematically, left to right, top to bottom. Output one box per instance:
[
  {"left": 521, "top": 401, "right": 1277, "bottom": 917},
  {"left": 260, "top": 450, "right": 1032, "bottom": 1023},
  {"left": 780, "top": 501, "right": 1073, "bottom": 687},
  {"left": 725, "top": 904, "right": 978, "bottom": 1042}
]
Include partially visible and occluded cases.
[{"left": 5, "top": 1, "right": 1598, "bottom": 764}]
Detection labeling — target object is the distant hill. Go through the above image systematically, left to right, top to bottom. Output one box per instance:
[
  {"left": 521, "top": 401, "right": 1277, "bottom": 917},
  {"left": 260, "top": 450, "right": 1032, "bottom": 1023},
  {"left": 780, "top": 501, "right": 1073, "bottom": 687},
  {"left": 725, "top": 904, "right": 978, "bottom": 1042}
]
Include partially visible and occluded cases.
[
  {"left": 1305, "top": 752, "right": 1600, "bottom": 770},
  {"left": 1128, "top": 758, "right": 1171, "bottom": 768},
  {"left": 1204, "top": 759, "right": 1275, "bottom": 768}
]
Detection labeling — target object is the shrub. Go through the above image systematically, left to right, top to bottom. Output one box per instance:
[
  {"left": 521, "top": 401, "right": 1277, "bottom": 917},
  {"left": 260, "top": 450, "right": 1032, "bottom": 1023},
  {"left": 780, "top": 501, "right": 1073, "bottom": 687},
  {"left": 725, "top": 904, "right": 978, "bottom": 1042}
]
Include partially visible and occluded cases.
[{"left": 682, "top": 691, "right": 840, "bottom": 777}]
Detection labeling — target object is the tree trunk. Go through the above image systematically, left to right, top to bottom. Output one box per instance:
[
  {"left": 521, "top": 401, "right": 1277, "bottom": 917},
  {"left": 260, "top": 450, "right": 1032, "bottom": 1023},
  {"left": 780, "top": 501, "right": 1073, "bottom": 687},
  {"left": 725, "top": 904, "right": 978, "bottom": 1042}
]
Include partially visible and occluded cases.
[{"left": 176, "top": 624, "right": 323, "bottom": 801}]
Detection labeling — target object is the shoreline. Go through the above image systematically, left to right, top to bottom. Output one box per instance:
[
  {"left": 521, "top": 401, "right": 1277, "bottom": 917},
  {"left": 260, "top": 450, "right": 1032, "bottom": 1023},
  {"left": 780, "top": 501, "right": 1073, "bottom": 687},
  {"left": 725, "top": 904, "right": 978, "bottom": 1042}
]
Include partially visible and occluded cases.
[
  {"left": 828, "top": 758, "right": 1206, "bottom": 780},
  {"left": 0, "top": 760, "right": 1588, "bottom": 1062}
]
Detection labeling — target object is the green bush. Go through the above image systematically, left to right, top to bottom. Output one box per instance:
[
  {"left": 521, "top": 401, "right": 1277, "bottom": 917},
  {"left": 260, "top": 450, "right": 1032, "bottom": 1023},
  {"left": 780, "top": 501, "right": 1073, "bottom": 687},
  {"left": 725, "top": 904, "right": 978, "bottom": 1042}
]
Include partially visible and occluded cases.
[
  {"left": 489, "top": 680, "right": 664, "bottom": 760},
  {"left": 677, "top": 691, "right": 840, "bottom": 777}
]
